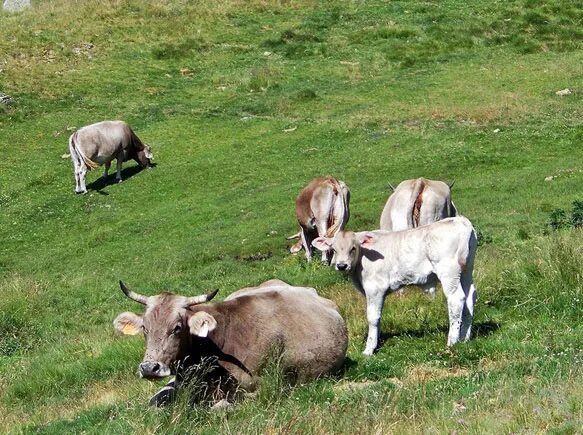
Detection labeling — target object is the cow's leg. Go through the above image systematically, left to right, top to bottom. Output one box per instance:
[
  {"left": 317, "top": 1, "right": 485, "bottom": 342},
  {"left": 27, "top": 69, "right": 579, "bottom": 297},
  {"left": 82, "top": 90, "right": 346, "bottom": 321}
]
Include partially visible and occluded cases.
[
  {"left": 70, "top": 149, "right": 87, "bottom": 194},
  {"left": 115, "top": 156, "right": 123, "bottom": 183},
  {"left": 72, "top": 159, "right": 81, "bottom": 193},
  {"left": 103, "top": 161, "right": 110, "bottom": 179},
  {"left": 77, "top": 163, "right": 88, "bottom": 194},
  {"left": 315, "top": 222, "right": 329, "bottom": 263},
  {"left": 301, "top": 228, "right": 315, "bottom": 262},
  {"left": 460, "top": 271, "right": 477, "bottom": 342},
  {"left": 441, "top": 275, "right": 465, "bottom": 347},
  {"left": 363, "top": 288, "right": 387, "bottom": 356},
  {"left": 149, "top": 377, "right": 177, "bottom": 407}
]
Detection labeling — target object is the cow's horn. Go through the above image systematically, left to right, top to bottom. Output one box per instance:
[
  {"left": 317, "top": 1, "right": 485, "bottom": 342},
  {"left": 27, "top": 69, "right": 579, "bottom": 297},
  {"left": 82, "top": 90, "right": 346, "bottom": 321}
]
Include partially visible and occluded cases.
[
  {"left": 448, "top": 180, "right": 455, "bottom": 189},
  {"left": 387, "top": 182, "right": 395, "bottom": 191},
  {"left": 286, "top": 231, "right": 301, "bottom": 240},
  {"left": 119, "top": 281, "right": 149, "bottom": 305},
  {"left": 184, "top": 289, "right": 219, "bottom": 307}
]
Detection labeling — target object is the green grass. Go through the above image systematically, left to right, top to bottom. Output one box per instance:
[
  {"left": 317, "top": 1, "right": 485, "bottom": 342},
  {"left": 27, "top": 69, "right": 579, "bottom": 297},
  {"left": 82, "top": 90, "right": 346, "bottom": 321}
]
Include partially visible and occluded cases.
[{"left": 1, "top": 0, "right": 582, "bottom": 432}]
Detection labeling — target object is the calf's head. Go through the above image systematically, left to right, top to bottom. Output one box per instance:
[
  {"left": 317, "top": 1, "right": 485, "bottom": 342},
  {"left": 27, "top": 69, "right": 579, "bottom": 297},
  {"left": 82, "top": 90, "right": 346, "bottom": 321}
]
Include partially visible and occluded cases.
[
  {"left": 312, "top": 230, "right": 375, "bottom": 272},
  {"left": 114, "top": 281, "right": 218, "bottom": 379}
]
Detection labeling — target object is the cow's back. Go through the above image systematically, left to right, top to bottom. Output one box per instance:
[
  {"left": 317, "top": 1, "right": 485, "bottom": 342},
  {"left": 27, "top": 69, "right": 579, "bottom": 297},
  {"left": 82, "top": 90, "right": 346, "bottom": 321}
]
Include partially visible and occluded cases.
[
  {"left": 75, "top": 120, "right": 132, "bottom": 164},
  {"left": 213, "top": 283, "right": 347, "bottom": 384}
]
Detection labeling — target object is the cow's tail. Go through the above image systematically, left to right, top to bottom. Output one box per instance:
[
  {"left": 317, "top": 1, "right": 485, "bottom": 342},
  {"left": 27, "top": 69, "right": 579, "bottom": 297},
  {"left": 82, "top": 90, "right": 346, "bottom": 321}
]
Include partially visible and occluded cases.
[
  {"left": 69, "top": 131, "right": 99, "bottom": 170},
  {"left": 407, "top": 178, "right": 426, "bottom": 228},
  {"left": 325, "top": 180, "right": 350, "bottom": 238}
]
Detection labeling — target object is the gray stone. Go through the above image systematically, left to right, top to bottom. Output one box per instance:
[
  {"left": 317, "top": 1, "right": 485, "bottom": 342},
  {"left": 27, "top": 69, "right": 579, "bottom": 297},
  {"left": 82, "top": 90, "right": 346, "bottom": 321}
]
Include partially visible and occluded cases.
[
  {"left": 3, "top": 0, "right": 31, "bottom": 12},
  {"left": 0, "top": 93, "right": 13, "bottom": 104}
]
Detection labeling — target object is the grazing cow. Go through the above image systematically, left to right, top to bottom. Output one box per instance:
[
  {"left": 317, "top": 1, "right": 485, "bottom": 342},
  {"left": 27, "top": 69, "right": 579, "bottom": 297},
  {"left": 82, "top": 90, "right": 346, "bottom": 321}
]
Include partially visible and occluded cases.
[
  {"left": 69, "top": 120, "right": 153, "bottom": 194},
  {"left": 288, "top": 176, "right": 350, "bottom": 263},
  {"left": 380, "top": 177, "right": 457, "bottom": 232},
  {"left": 312, "top": 216, "right": 477, "bottom": 356},
  {"left": 113, "top": 279, "right": 347, "bottom": 406}
]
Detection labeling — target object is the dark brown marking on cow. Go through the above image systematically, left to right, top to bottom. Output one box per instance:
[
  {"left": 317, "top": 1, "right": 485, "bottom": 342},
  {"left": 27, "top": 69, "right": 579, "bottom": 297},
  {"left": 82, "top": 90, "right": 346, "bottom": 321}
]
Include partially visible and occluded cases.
[{"left": 412, "top": 179, "right": 426, "bottom": 227}]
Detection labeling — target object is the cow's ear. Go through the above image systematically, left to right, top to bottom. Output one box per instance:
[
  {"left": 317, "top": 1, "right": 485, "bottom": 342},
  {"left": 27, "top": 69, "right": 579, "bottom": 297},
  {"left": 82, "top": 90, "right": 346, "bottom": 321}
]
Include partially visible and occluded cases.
[
  {"left": 357, "top": 232, "right": 375, "bottom": 248},
  {"left": 312, "top": 237, "right": 332, "bottom": 251},
  {"left": 189, "top": 311, "right": 217, "bottom": 338},
  {"left": 114, "top": 312, "right": 143, "bottom": 336}
]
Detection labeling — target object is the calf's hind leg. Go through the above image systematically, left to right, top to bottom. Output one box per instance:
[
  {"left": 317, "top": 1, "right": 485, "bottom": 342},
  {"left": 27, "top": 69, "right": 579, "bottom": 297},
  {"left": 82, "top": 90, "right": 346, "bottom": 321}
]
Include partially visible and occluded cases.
[
  {"left": 460, "top": 270, "right": 477, "bottom": 342},
  {"left": 440, "top": 275, "right": 466, "bottom": 347}
]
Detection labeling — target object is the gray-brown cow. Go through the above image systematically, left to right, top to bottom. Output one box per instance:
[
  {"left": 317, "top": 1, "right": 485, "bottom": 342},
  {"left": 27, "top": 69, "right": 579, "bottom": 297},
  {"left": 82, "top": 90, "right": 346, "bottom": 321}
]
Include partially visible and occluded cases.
[
  {"left": 69, "top": 120, "right": 153, "bottom": 194},
  {"left": 288, "top": 176, "right": 350, "bottom": 263},
  {"left": 380, "top": 177, "right": 457, "bottom": 232},
  {"left": 113, "top": 279, "right": 347, "bottom": 406}
]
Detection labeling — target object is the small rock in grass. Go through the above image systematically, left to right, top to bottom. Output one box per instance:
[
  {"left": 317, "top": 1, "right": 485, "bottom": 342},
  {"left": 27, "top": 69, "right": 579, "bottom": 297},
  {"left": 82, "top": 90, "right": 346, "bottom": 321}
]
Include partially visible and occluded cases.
[
  {"left": 3, "top": 0, "right": 31, "bottom": 12},
  {"left": 555, "top": 88, "right": 573, "bottom": 96},
  {"left": 0, "top": 93, "right": 13, "bottom": 104},
  {"left": 211, "top": 399, "right": 232, "bottom": 411}
]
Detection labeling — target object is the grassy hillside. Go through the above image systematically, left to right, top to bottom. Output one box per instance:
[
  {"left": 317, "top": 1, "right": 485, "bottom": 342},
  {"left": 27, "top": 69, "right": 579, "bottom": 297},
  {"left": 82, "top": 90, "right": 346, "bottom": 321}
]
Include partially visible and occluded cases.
[{"left": 0, "top": 0, "right": 582, "bottom": 433}]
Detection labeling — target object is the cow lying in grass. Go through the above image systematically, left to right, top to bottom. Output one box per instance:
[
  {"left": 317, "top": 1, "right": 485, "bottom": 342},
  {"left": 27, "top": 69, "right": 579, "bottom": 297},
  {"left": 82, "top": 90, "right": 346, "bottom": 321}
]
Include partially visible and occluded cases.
[
  {"left": 312, "top": 216, "right": 477, "bottom": 356},
  {"left": 114, "top": 279, "right": 347, "bottom": 406}
]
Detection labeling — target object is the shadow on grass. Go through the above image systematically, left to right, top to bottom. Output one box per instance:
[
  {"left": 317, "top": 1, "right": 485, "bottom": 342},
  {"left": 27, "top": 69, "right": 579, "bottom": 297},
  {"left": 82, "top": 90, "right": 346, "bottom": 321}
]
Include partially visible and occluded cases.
[
  {"left": 86, "top": 163, "right": 157, "bottom": 194},
  {"left": 378, "top": 320, "right": 501, "bottom": 345}
]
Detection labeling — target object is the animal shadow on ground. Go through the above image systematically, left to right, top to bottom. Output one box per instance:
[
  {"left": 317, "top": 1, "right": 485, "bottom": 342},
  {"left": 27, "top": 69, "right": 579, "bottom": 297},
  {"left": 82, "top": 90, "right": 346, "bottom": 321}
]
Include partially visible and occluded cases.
[
  {"left": 86, "top": 163, "right": 157, "bottom": 194},
  {"left": 377, "top": 320, "right": 501, "bottom": 349},
  {"left": 341, "top": 356, "right": 358, "bottom": 373}
]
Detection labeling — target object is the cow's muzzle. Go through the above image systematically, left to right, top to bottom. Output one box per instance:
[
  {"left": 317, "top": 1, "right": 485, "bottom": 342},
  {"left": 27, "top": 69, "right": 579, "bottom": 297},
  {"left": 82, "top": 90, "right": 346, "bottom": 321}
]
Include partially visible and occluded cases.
[
  {"left": 336, "top": 262, "right": 349, "bottom": 271},
  {"left": 139, "top": 361, "right": 171, "bottom": 379}
]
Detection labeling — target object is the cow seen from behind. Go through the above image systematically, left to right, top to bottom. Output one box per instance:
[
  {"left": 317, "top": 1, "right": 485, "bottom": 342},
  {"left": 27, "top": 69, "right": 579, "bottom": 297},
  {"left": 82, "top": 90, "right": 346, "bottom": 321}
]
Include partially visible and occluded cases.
[
  {"left": 288, "top": 176, "right": 350, "bottom": 263},
  {"left": 380, "top": 177, "right": 457, "bottom": 232},
  {"left": 380, "top": 177, "right": 458, "bottom": 298}
]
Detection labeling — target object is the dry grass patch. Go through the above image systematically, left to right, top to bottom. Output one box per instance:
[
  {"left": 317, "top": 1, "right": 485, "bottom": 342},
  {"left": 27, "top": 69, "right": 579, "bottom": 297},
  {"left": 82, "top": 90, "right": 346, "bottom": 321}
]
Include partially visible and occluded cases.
[{"left": 404, "top": 363, "right": 470, "bottom": 385}]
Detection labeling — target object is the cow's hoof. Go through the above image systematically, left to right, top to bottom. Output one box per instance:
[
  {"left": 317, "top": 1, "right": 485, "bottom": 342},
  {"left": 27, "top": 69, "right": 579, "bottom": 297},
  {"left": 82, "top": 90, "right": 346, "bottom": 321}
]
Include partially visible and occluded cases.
[
  {"left": 116, "top": 179, "right": 123, "bottom": 184},
  {"left": 76, "top": 190, "right": 87, "bottom": 195},
  {"left": 362, "top": 348, "right": 375, "bottom": 357},
  {"left": 149, "top": 388, "right": 175, "bottom": 407}
]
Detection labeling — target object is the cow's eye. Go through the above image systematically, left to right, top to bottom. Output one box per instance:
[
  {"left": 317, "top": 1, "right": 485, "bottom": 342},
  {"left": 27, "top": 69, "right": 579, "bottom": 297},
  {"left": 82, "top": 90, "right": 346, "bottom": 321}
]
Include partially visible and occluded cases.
[
  {"left": 350, "top": 247, "right": 356, "bottom": 253},
  {"left": 172, "top": 325, "right": 182, "bottom": 335}
]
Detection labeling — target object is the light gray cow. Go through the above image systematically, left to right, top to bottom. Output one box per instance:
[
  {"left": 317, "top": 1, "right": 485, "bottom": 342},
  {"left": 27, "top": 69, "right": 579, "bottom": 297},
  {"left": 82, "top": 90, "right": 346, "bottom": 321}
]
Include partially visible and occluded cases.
[
  {"left": 68, "top": 120, "right": 153, "bottom": 194},
  {"left": 287, "top": 176, "right": 350, "bottom": 263},
  {"left": 380, "top": 177, "right": 457, "bottom": 232},
  {"left": 313, "top": 216, "right": 477, "bottom": 356}
]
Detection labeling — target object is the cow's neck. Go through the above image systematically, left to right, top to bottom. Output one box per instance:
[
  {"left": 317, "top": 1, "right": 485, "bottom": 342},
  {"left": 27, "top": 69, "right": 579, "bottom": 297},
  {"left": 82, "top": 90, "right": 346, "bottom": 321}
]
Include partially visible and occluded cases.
[{"left": 349, "top": 252, "right": 366, "bottom": 295}]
